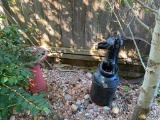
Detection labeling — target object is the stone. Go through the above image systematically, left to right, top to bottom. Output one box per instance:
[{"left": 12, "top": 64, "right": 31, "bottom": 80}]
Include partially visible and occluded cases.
[
  {"left": 86, "top": 72, "right": 92, "bottom": 79},
  {"left": 65, "top": 94, "right": 72, "bottom": 100},
  {"left": 84, "top": 94, "right": 90, "bottom": 99},
  {"left": 81, "top": 99, "right": 85, "bottom": 103},
  {"left": 76, "top": 100, "right": 81, "bottom": 105},
  {"left": 111, "top": 102, "right": 117, "bottom": 107},
  {"left": 71, "top": 104, "right": 78, "bottom": 111},
  {"left": 93, "top": 106, "right": 98, "bottom": 112},
  {"left": 103, "top": 106, "right": 111, "bottom": 111},
  {"left": 103, "top": 106, "right": 110, "bottom": 114},
  {"left": 111, "top": 106, "right": 120, "bottom": 114},
  {"left": 13, "top": 107, "right": 17, "bottom": 114},
  {"left": 88, "top": 109, "right": 94, "bottom": 113},
  {"left": 26, "top": 110, "right": 30, "bottom": 115},
  {"left": 41, "top": 110, "right": 50, "bottom": 116},
  {"left": 63, "top": 113, "right": 69, "bottom": 118},
  {"left": 85, "top": 113, "right": 89, "bottom": 116},
  {"left": 10, "top": 116, "right": 15, "bottom": 120},
  {"left": 39, "top": 116, "right": 45, "bottom": 120}
]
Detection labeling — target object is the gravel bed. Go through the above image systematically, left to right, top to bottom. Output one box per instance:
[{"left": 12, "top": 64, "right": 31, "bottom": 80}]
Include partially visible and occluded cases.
[{"left": 10, "top": 65, "right": 160, "bottom": 120}]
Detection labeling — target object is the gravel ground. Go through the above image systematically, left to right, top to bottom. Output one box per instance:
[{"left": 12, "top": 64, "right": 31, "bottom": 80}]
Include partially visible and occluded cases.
[{"left": 10, "top": 64, "right": 160, "bottom": 120}]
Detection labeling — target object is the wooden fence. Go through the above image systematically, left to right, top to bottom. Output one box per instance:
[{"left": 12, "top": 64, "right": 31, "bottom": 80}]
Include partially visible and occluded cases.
[{"left": 1, "top": 0, "right": 153, "bottom": 63}]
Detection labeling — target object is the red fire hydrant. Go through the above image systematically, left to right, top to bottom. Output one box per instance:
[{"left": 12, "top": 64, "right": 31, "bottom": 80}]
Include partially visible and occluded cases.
[{"left": 29, "top": 47, "right": 48, "bottom": 93}]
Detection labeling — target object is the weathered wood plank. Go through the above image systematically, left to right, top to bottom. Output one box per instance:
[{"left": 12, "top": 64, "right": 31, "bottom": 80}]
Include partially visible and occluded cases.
[
  {"left": 43, "top": 1, "right": 61, "bottom": 47},
  {"left": 49, "top": 47, "right": 148, "bottom": 65},
  {"left": 50, "top": 47, "right": 106, "bottom": 56},
  {"left": 48, "top": 52, "right": 145, "bottom": 66},
  {"left": 49, "top": 52, "right": 104, "bottom": 61}
]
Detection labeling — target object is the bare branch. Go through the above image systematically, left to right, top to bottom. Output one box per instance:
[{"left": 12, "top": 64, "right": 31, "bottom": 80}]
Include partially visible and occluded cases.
[
  {"left": 124, "top": 0, "right": 153, "bottom": 32},
  {"left": 136, "top": 0, "right": 158, "bottom": 13},
  {"left": 107, "top": 1, "right": 148, "bottom": 69},
  {"left": 107, "top": 1, "right": 127, "bottom": 37},
  {"left": 117, "top": 12, "right": 151, "bottom": 46},
  {"left": 128, "top": 25, "right": 146, "bottom": 69}
]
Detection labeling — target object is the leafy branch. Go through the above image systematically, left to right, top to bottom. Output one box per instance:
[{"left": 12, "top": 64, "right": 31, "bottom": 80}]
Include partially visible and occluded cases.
[
  {"left": 124, "top": 0, "right": 153, "bottom": 32},
  {"left": 135, "top": 0, "right": 158, "bottom": 13},
  {"left": 0, "top": 25, "right": 50, "bottom": 119},
  {"left": 2, "top": 84, "right": 50, "bottom": 114}
]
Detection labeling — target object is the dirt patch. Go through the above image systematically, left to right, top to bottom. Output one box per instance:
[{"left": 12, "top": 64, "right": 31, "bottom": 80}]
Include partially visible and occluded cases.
[{"left": 10, "top": 65, "right": 160, "bottom": 120}]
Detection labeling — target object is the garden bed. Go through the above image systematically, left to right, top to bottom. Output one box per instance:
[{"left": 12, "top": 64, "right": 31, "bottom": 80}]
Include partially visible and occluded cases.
[{"left": 10, "top": 64, "right": 160, "bottom": 120}]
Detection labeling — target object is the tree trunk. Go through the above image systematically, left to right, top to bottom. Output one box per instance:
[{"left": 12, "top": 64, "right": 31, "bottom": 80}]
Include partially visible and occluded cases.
[{"left": 131, "top": 8, "right": 160, "bottom": 120}]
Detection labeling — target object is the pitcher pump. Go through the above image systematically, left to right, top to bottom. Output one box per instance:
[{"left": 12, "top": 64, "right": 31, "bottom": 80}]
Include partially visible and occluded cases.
[{"left": 90, "top": 31, "right": 123, "bottom": 106}]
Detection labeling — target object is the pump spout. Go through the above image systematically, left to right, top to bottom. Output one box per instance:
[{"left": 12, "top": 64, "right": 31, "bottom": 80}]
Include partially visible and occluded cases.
[{"left": 97, "top": 37, "right": 116, "bottom": 50}]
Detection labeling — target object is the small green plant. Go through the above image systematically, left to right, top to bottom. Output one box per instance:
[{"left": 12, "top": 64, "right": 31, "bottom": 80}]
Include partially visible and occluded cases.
[
  {"left": 0, "top": 25, "right": 50, "bottom": 119},
  {"left": 89, "top": 68, "right": 95, "bottom": 73},
  {"left": 122, "top": 86, "right": 130, "bottom": 92}
]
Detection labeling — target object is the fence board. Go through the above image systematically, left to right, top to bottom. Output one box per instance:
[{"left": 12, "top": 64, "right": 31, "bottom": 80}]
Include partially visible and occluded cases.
[{"left": 2, "top": 0, "right": 154, "bottom": 62}]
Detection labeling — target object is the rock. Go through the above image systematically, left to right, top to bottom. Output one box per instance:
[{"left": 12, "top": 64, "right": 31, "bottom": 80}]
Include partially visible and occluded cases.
[
  {"left": 86, "top": 72, "right": 92, "bottom": 79},
  {"left": 65, "top": 94, "right": 72, "bottom": 100},
  {"left": 84, "top": 94, "right": 90, "bottom": 99},
  {"left": 81, "top": 99, "right": 85, "bottom": 103},
  {"left": 76, "top": 100, "right": 81, "bottom": 105},
  {"left": 111, "top": 102, "right": 117, "bottom": 107},
  {"left": 71, "top": 104, "right": 78, "bottom": 111},
  {"left": 79, "top": 105, "right": 84, "bottom": 111},
  {"left": 93, "top": 106, "right": 98, "bottom": 112},
  {"left": 103, "top": 106, "right": 111, "bottom": 111},
  {"left": 111, "top": 106, "right": 120, "bottom": 114},
  {"left": 13, "top": 107, "right": 17, "bottom": 114},
  {"left": 88, "top": 109, "right": 94, "bottom": 113},
  {"left": 26, "top": 110, "right": 30, "bottom": 115},
  {"left": 41, "top": 110, "right": 50, "bottom": 116},
  {"left": 63, "top": 113, "right": 69, "bottom": 118},
  {"left": 85, "top": 113, "right": 89, "bottom": 116},
  {"left": 10, "top": 116, "right": 15, "bottom": 120},
  {"left": 39, "top": 116, "right": 45, "bottom": 120}
]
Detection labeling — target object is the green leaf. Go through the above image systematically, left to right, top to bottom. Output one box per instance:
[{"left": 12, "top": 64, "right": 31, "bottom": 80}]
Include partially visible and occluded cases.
[
  {"left": 143, "top": 9, "right": 149, "bottom": 13},
  {"left": 0, "top": 15, "right": 6, "bottom": 19},
  {"left": 89, "top": 68, "right": 95, "bottom": 73},
  {"left": 1, "top": 77, "right": 8, "bottom": 84},
  {"left": 8, "top": 77, "right": 15, "bottom": 85},
  {"left": 0, "top": 87, "right": 9, "bottom": 93},
  {"left": 9, "top": 92, "right": 15, "bottom": 99},
  {"left": 22, "top": 93, "right": 31, "bottom": 98},
  {"left": 38, "top": 94, "right": 46, "bottom": 98},
  {"left": 29, "top": 95, "right": 38, "bottom": 101},
  {"left": 17, "top": 96, "right": 23, "bottom": 103},
  {"left": 34, "top": 98, "right": 44, "bottom": 104},
  {"left": 21, "top": 101, "right": 28, "bottom": 110},
  {"left": 0, "top": 102, "right": 5, "bottom": 107},
  {"left": 40, "top": 103, "right": 50, "bottom": 108},
  {"left": 16, "top": 104, "right": 21, "bottom": 112},
  {"left": 28, "top": 104, "right": 34, "bottom": 111},
  {"left": 1, "top": 107, "right": 8, "bottom": 118},
  {"left": 32, "top": 107, "right": 39, "bottom": 115},
  {"left": 43, "top": 108, "right": 50, "bottom": 113}
]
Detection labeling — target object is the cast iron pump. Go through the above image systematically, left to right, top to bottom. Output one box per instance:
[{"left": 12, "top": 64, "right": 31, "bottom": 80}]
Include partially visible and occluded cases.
[{"left": 90, "top": 31, "right": 123, "bottom": 106}]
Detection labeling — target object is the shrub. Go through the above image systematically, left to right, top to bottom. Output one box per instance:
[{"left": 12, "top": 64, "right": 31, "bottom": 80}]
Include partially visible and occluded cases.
[{"left": 0, "top": 25, "right": 50, "bottom": 119}]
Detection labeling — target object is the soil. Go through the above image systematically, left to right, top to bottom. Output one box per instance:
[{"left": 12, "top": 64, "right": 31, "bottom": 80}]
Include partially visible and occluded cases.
[{"left": 10, "top": 64, "right": 160, "bottom": 120}]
